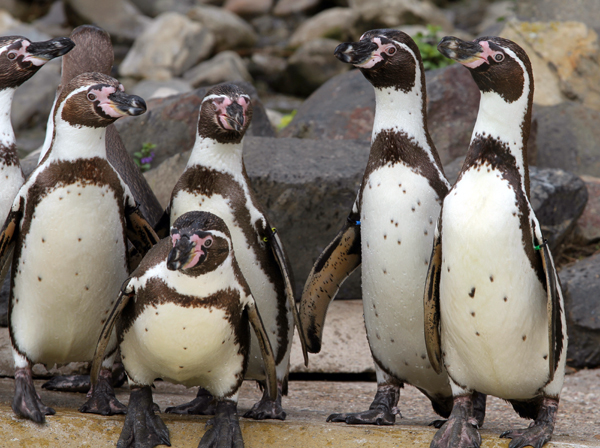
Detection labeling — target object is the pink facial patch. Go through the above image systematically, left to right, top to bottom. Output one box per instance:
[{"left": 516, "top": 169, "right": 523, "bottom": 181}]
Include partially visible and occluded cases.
[
  {"left": 355, "top": 37, "right": 396, "bottom": 69},
  {"left": 9, "top": 41, "right": 48, "bottom": 67},
  {"left": 461, "top": 41, "right": 504, "bottom": 69},
  {"left": 91, "top": 85, "right": 125, "bottom": 118},
  {"left": 171, "top": 234, "right": 180, "bottom": 247},
  {"left": 182, "top": 234, "right": 213, "bottom": 269}
]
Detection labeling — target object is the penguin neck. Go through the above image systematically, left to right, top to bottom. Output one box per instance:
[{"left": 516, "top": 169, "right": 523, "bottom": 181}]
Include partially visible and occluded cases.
[
  {"left": 0, "top": 88, "right": 16, "bottom": 149},
  {"left": 48, "top": 116, "right": 108, "bottom": 162},
  {"left": 187, "top": 135, "right": 244, "bottom": 176}
]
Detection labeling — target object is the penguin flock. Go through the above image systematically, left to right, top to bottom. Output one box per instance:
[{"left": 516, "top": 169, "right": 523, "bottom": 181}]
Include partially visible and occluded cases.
[{"left": 0, "top": 22, "right": 567, "bottom": 448}]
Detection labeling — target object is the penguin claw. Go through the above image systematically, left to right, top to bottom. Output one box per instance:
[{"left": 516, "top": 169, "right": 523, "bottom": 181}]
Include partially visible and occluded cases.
[
  {"left": 12, "top": 367, "right": 55, "bottom": 423},
  {"left": 79, "top": 368, "right": 126, "bottom": 415},
  {"left": 43, "top": 374, "right": 91, "bottom": 393},
  {"left": 118, "top": 386, "right": 170, "bottom": 448},
  {"left": 242, "top": 386, "right": 286, "bottom": 420},
  {"left": 165, "top": 387, "right": 216, "bottom": 415},
  {"left": 431, "top": 396, "right": 481, "bottom": 448},
  {"left": 199, "top": 400, "right": 244, "bottom": 448},
  {"left": 327, "top": 408, "right": 396, "bottom": 425},
  {"left": 429, "top": 419, "right": 447, "bottom": 429},
  {"left": 499, "top": 425, "right": 553, "bottom": 448}
]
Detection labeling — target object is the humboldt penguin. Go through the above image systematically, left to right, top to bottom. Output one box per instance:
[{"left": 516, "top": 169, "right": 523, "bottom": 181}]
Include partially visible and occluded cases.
[
  {"left": 300, "top": 29, "right": 487, "bottom": 426},
  {"left": 425, "top": 36, "right": 567, "bottom": 448},
  {"left": 0, "top": 72, "right": 158, "bottom": 423},
  {"left": 154, "top": 83, "right": 307, "bottom": 420},
  {"left": 90, "top": 210, "right": 278, "bottom": 448}
]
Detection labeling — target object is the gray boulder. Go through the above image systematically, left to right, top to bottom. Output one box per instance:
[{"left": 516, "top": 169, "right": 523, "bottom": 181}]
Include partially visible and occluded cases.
[
  {"left": 129, "top": 0, "right": 196, "bottom": 17},
  {"left": 224, "top": 0, "right": 272, "bottom": 17},
  {"left": 274, "top": 0, "right": 322, "bottom": 16},
  {"left": 349, "top": 0, "right": 452, "bottom": 32},
  {"left": 516, "top": 0, "right": 600, "bottom": 35},
  {"left": 288, "top": 7, "right": 357, "bottom": 48},
  {"left": 183, "top": 51, "right": 253, "bottom": 88},
  {"left": 130, "top": 78, "right": 193, "bottom": 100},
  {"left": 573, "top": 175, "right": 600, "bottom": 244},
  {"left": 559, "top": 252, "right": 600, "bottom": 368}
]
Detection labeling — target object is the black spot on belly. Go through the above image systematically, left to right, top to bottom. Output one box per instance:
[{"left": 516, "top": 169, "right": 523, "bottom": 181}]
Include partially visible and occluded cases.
[
  {"left": 383, "top": 234, "right": 387, "bottom": 240},
  {"left": 397, "top": 239, "right": 401, "bottom": 245},
  {"left": 447, "top": 266, "right": 450, "bottom": 272},
  {"left": 383, "top": 268, "right": 387, "bottom": 274},
  {"left": 490, "top": 275, "right": 494, "bottom": 282},
  {"left": 38, "top": 276, "right": 41, "bottom": 282},
  {"left": 468, "top": 287, "right": 476, "bottom": 298},
  {"left": 504, "top": 296, "right": 508, "bottom": 302},
  {"left": 470, "top": 311, "right": 475, "bottom": 317},
  {"left": 376, "top": 332, "right": 381, "bottom": 340},
  {"left": 476, "top": 332, "right": 480, "bottom": 336},
  {"left": 522, "top": 335, "right": 527, "bottom": 341},
  {"left": 391, "top": 338, "right": 394, "bottom": 343},
  {"left": 421, "top": 354, "right": 426, "bottom": 360},
  {"left": 543, "top": 355, "right": 548, "bottom": 360}
]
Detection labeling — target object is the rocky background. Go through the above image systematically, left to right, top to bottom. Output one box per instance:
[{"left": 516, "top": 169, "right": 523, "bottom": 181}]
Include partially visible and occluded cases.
[{"left": 1, "top": 0, "right": 600, "bottom": 370}]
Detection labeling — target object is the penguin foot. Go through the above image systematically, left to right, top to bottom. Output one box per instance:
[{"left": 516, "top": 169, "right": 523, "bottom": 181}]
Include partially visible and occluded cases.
[
  {"left": 42, "top": 362, "right": 126, "bottom": 393},
  {"left": 12, "top": 367, "right": 55, "bottom": 423},
  {"left": 79, "top": 368, "right": 126, "bottom": 415},
  {"left": 327, "top": 383, "right": 400, "bottom": 425},
  {"left": 242, "top": 384, "right": 285, "bottom": 420},
  {"left": 118, "top": 385, "right": 170, "bottom": 448},
  {"left": 165, "top": 387, "right": 216, "bottom": 415},
  {"left": 473, "top": 392, "right": 487, "bottom": 428},
  {"left": 431, "top": 395, "right": 481, "bottom": 448},
  {"left": 499, "top": 397, "right": 558, "bottom": 448},
  {"left": 199, "top": 400, "right": 244, "bottom": 448},
  {"left": 429, "top": 419, "right": 446, "bottom": 429}
]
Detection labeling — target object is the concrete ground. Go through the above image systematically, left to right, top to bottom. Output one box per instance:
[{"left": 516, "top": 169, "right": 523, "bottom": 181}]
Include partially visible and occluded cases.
[{"left": 0, "top": 368, "right": 597, "bottom": 447}]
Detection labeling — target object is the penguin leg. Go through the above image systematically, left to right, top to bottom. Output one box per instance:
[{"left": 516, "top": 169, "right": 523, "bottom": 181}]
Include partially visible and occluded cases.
[
  {"left": 43, "top": 360, "right": 126, "bottom": 393},
  {"left": 79, "top": 364, "right": 127, "bottom": 415},
  {"left": 12, "top": 365, "right": 55, "bottom": 423},
  {"left": 327, "top": 369, "right": 401, "bottom": 425},
  {"left": 242, "top": 380, "right": 285, "bottom": 421},
  {"left": 118, "top": 385, "right": 170, "bottom": 448},
  {"left": 164, "top": 387, "right": 216, "bottom": 415},
  {"left": 429, "top": 391, "right": 487, "bottom": 429},
  {"left": 430, "top": 392, "right": 482, "bottom": 448},
  {"left": 499, "top": 397, "right": 558, "bottom": 448},
  {"left": 199, "top": 399, "right": 244, "bottom": 448}
]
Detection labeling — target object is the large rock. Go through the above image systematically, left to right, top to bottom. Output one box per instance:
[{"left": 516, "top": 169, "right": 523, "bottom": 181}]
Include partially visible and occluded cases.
[
  {"left": 129, "top": 0, "right": 196, "bottom": 16},
  {"left": 224, "top": 0, "right": 272, "bottom": 17},
  {"left": 274, "top": 0, "right": 322, "bottom": 17},
  {"left": 349, "top": 0, "right": 452, "bottom": 32},
  {"left": 517, "top": 0, "right": 600, "bottom": 35},
  {"left": 187, "top": 5, "right": 257, "bottom": 52},
  {"left": 288, "top": 7, "right": 357, "bottom": 48},
  {"left": 119, "top": 12, "right": 215, "bottom": 80},
  {"left": 183, "top": 51, "right": 253, "bottom": 88},
  {"left": 130, "top": 78, "right": 193, "bottom": 100},
  {"left": 114, "top": 81, "right": 275, "bottom": 168},
  {"left": 574, "top": 175, "right": 600, "bottom": 244},
  {"left": 559, "top": 252, "right": 600, "bottom": 368}
]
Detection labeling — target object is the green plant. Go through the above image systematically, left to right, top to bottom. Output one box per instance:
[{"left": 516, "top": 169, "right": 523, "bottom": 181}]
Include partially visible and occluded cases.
[
  {"left": 414, "top": 25, "right": 454, "bottom": 71},
  {"left": 277, "top": 110, "right": 297, "bottom": 131},
  {"left": 134, "top": 142, "right": 156, "bottom": 172}
]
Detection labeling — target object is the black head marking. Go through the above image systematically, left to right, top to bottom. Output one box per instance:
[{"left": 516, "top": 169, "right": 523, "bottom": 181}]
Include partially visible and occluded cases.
[
  {"left": 334, "top": 29, "right": 420, "bottom": 92},
  {"left": 197, "top": 84, "right": 253, "bottom": 144}
]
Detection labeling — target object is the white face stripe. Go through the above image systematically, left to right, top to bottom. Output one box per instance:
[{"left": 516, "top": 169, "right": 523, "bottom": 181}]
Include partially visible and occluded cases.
[{"left": 201, "top": 93, "right": 251, "bottom": 104}]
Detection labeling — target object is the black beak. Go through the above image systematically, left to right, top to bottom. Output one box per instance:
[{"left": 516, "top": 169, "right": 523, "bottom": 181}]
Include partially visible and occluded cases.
[
  {"left": 437, "top": 36, "right": 484, "bottom": 63},
  {"left": 27, "top": 37, "right": 75, "bottom": 61},
  {"left": 334, "top": 40, "right": 378, "bottom": 65},
  {"left": 108, "top": 91, "right": 147, "bottom": 117},
  {"left": 224, "top": 102, "right": 244, "bottom": 132},
  {"left": 167, "top": 236, "right": 194, "bottom": 271}
]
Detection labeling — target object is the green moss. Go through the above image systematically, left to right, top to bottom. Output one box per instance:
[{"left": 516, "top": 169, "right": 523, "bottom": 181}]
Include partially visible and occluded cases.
[{"left": 414, "top": 25, "right": 454, "bottom": 71}]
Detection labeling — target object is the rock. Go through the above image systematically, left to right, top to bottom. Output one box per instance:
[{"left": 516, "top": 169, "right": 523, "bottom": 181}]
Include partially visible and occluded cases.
[
  {"left": 0, "top": 0, "right": 53, "bottom": 22},
  {"left": 32, "top": 0, "right": 72, "bottom": 38},
  {"left": 63, "top": 0, "right": 150, "bottom": 44},
  {"left": 129, "top": 0, "right": 196, "bottom": 17},
  {"left": 224, "top": 0, "right": 272, "bottom": 17},
  {"left": 274, "top": 0, "right": 321, "bottom": 17},
  {"left": 349, "top": 0, "right": 452, "bottom": 32},
  {"left": 477, "top": 0, "right": 516, "bottom": 35},
  {"left": 516, "top": 0, "right": 600, "bottom": 35},
  {"left": 187, "top": 5, "right": 258, "bottom": 52},
  {"left": 288, "top": 7, "right": 357, "bottom": 49},
  {"left": 0, "top": 9, "right": 21, "bottom": 33},
  {"left": 0, "top": 11, "right": 53, "bottom": 43},
  {"left": 119, "top": 12, "right": 215, "bottom": 81},
  {"left": 250, "top": 14, "right": 294, "bottom": 49},
  {"left": 500, "top": 20, "right": 600, "bottom": 110},
  {"left": 281, "top": 38, "right": 351, "bottom": 97},
  {"left": 183, "top": 51, "right": 253, "bottom": 88},
  {"left": 248, "top": 51, "right": 287, "bottom": 86},
  {"left": 130, "top": 78, "right": 193, "bottom": 100},
  {"left": 114, "top": 81, "right": 275, "bottom": 168},
  {"left": 534, "top": 102, "right": 600, "bottom": 177},
  {"left": 529, "top": 167, "right": 588, "bottom": 251},
  {"left": 573, "top": 175, "right": 600, "bottom": 244},
  {"left": 559, "top": 252, "right": 600, "bottom": 368}
]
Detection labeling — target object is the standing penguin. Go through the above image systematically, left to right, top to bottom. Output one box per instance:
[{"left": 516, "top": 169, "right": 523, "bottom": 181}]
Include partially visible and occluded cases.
[
  {"left": 300, "top": 29, "right": 486, "bottom": 426},
  {"left": 425, "top": 36, "right": 566, "bottom": 448},
  {"left": 0, "top": 72, "right": 158, "bottom": 423},
  {"left": 155, "top": 83, "right": 307, "bottom": 420},
  {"left": 90, "top": 210, "right": 278, "bottom": 448}
]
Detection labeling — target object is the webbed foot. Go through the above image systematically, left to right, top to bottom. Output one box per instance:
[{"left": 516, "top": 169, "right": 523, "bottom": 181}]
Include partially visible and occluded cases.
[
  {"left": 42, "top": 362, "right": 126, "bottom": 393},
  {"left": 12, "top": 367, "right": 55, "bottom": 423},
  {"left": 79, "top": 368, "right": 126, "bottom": 415},
  {"left": 327, "top": 383, "right": 400, "bottom": 425},
  {"left": 242, "top": 384, "right": 285, "bottom": 420},
  {"left": 118, "top": 386, "right": 170, "bottom": 448},
  {"left": 165, "top": 387, "right": 216, "bottom": 415},
  {"left": 430, "top": 391, "right": 487, "bottom": 429},
  {"left": 431, "top": 395, "right": 481, "bottom": 448},
  {"left": 500, "top": 397, "right": 558, "bottom": 448},
  {"left": 199, "top": 400, "right": 244, "bottom": 448}
]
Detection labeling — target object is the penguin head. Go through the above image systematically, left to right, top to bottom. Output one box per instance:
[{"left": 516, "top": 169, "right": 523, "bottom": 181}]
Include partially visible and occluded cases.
[
  {"left": 334, "top": 29, "right": 422, "bottom": 91},
  {"left": 0, "top": 35, "right": 74, "bottom": 89},
  {"left": 438, "top": 36, "right": 532, "bottom": 103},
  {"left": 56, "top": 72, "right": 146, "bottom": 128},
  {"left": 197, "top": 84, "right": 253, "bottom": 144},
  {"left": 167, "top": 211, "right": 232, "bottom": 276}
]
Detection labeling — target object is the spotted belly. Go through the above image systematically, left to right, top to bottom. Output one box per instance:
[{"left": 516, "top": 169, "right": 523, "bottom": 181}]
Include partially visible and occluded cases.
[
  {"left": 0, "top": 162, "right": 24, "bottom": 221},
  {"left": 361, "top": 164, "right": 449, "bottom": 394},
  {"left": 440, "top": 167, "right": 550, "bottom": 399},
  {"left": 11, "top": 184, "right": 127, "bottom": 365},
  {"left": 121, "top": 302, "right": 246, "bottom": 396}
]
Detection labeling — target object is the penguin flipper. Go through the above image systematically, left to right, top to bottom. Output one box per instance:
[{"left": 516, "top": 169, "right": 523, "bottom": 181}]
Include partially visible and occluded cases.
[
  {"left": 0, "top": 199, "right": 23, "bottom": 271},
  {"left": 125, "top": 204, "right": 160, "bottom": 256},
  {"left": 153, "top": 206, "right": 171, "bottom": 239},
  {"left": 300, "top": 211, "right": 361, "bottom": 354},
  {"left": 424, "top": 221, "right": 443, "bottom": 375},
  {"left": 266, "top": 226, "right": 309, "bottom": 366},
  {"left": 90, "top": 279, "right": 134, "bottom": 387},
  {"left": 246, "top": 298, "right": 278, "bottom": 402}
]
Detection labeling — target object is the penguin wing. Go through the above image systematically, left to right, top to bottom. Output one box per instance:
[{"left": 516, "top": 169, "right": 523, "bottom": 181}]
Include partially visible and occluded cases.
[
  {"left": 0, "top": 197, "right": 23, "bottom": 272},
  {"left": 125, "top": 203, "right": 160, "bottom": 257},
  {"left": 153, "top": 206, "right": 171, "bottom": 240},
  {"left": 299, "top": 209, "right": 361, "bottom": 354},
  {"left": 424, "top": 218, "right": 443, "bottom": 375},
  {"left": 90, "top": 278, "right": 135, "bottom": 387},
  {"left": 246, "top": 298, "right": 278, "bottom": 401}
]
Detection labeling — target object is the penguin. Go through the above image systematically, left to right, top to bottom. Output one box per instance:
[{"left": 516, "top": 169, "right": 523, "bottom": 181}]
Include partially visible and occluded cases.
[
  {"left": 300, "top": 29, "right": 487, "bottom": 426},
  {"left": 425, "top": 36, "right": 567, "bottom": 448},
  {"left": 0, "top": 72, "right": 159, "bottom": 423},
  {"left": 154, "top": 83, "right": 307, "bottom": 420},
  {"left": 90, "top": 210, "right": 278, "bottom": 448}
]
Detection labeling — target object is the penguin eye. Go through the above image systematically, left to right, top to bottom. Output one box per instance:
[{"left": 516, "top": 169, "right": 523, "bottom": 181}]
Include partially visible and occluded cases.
[
  {"left": 386, "top": 47, "right": 396, "bottom": 55},
  {"left": 7, "top": 51, "right": 16, "bottom": 60},
  {"left": 494, "top": 53, "right": 504, "bottom": 62},
  {"left": 87, "top": 92, "right": 97, "bottom": 101},
  {"left": 204, "top": 238, "right": 213, "bottom": 248}
]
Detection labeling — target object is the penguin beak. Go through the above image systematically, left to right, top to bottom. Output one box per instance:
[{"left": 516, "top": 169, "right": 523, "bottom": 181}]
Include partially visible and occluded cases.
[
  {"left": 438, "top": 36, "right": 485, "bottom": 66},
  {"left": 25, "top": 37, "right": 75, "bottom": 66},
  {"left": 334, "top": 40, "right": 379, "bottom": 67},
  {"left": 107, "top": 91, "right": 147, "bottom": 117},
  {"left": 223, "top": 102, "right": 245, "bottom": 132},
  {"left": 167, "top": 232, "right": 212, "bottom": 271}
]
